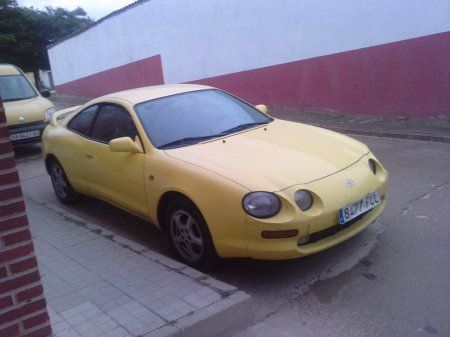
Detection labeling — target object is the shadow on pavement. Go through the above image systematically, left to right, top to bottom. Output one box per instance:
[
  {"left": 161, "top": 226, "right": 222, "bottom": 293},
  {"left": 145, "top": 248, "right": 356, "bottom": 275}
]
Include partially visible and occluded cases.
[{"left": 13, "top": 143, "right": 42, "bottom": 160}]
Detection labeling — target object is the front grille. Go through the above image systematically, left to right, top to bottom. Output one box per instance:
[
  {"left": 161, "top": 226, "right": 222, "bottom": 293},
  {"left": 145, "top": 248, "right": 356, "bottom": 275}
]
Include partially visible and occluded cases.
[
  {"left": 8, "top": 120, "right": 45, "bottom": 129},
  {"left": 299, "top": 211, "right": 370, "bottom": 246}
]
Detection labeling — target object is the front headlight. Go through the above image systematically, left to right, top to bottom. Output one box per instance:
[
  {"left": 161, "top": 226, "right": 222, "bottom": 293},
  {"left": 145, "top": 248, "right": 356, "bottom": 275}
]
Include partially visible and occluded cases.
[
  {"left": 45, "top": 107, "right": 57, "bottom": 122},
  {"left": 294, "top": 190, "right": 313, "bottom": 211},
  {"left": 243, "top": 192, "right": 281, "bottom": 218}
]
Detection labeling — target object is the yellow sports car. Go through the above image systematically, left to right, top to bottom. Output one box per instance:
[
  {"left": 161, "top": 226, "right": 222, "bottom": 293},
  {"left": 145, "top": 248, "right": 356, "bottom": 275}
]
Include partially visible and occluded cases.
[{"left": 42, "top": 84, "right": 388, "bottom": 268}]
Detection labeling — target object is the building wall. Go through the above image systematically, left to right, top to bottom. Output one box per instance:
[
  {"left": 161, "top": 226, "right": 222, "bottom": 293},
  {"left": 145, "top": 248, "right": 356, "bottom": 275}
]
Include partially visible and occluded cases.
[
  {"left": 48, "top": 0, "right": 450, "bottom": 117},
  {"left": 25, "top": 70, "right": 54, "bottom": 90},
  {"left": 0, "top": 100, "right": 52, "bottom": 336}
]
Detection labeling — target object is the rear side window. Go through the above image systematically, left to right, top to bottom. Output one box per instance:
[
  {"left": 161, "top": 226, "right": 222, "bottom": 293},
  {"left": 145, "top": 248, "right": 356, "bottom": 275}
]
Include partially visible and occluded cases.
[
  {"left": 91, "top": 104, "right": 138, "bottom": 143},
  {"left": 68, "top": 105, "right": 98, "bottom": 137}
]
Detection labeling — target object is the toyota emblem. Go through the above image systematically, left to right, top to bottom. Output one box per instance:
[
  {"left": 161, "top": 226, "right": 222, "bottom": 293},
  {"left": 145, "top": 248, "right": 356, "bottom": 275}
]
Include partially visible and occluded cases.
[{"left": 345, "top": 178, "right": 354, "bottom": 187}]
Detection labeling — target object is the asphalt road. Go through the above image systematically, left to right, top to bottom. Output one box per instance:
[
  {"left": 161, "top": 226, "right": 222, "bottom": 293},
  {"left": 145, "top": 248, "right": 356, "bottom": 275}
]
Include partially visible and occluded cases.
[{"left": 14, "top": 135, "right": 450, "bottom": 337}]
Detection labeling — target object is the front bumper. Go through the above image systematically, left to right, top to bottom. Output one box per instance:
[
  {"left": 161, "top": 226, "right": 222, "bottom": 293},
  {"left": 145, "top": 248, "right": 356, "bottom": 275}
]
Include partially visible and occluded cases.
[
  {"left": 8, "top": 121, "right": 48, "bottom": 145},
  {"left": 244, "top": 154, "right": 389, "bottom": 260},
  {"left": 246, "top": 196, "right": 387, "bottom": 260}
]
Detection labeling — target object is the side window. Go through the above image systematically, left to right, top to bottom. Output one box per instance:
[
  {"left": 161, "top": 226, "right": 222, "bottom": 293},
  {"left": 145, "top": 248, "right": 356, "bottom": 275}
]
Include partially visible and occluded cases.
[
  {"left": 91, "top": 104, "right": 138, "bottom": 143},
  {"left": 68, "top": 105, "right": 98, "bottom": 137}
]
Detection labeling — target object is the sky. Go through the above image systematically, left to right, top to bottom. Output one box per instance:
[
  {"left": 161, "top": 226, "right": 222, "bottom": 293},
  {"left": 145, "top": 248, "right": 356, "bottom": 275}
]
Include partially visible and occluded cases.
[{"left": 17, "top": 0, "right": 135, "bottom": 20}]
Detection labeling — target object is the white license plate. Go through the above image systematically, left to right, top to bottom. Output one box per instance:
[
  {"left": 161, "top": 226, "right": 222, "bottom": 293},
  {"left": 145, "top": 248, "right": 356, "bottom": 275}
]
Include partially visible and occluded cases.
[
  {"left": 10, "top": 130, "right": 40, "bottom": 141},
  {"left": 338, "top": 191, "right": 381, "bottom": 225}
]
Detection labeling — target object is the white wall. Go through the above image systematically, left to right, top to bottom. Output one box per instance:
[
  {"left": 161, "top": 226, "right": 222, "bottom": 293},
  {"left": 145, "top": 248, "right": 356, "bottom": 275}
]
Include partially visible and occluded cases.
[
  {"left": 48, "top": 0, "right": 450, "bottom": 86},
  {"left": 24, "top": 70, "right": 53, "bottom": 89}
]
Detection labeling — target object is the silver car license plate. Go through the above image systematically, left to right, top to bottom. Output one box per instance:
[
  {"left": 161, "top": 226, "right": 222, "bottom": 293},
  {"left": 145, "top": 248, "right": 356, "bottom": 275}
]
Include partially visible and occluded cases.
[
  {"left": 10, "top": 130, "right": 40, "bottom": 141},
  {"left": 338, "top": 191, "right": 381, "bottom": 225}
]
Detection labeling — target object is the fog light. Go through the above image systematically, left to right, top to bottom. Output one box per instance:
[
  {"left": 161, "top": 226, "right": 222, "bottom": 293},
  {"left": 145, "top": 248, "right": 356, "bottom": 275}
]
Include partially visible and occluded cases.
[{"left": 297, "top": 235, "right": 310, "bottom": 245}]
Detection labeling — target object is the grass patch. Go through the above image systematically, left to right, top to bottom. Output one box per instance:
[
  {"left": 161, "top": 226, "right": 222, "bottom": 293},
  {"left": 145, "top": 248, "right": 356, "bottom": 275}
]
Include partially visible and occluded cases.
[
  {"left": 62, "top": 214, "right": 87, "bottom": 227},
  {"left": 103, "top": 234, "right": 114, "bottom": 241},
  {"left": 218, "top": 289, "right": 233, "bottom": 299}
]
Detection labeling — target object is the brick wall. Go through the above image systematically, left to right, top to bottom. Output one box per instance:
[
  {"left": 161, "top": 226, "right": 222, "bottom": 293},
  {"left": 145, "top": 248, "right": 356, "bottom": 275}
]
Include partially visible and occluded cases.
[{"left": 0, "top": 100, "right": 52, "bottom": 336}]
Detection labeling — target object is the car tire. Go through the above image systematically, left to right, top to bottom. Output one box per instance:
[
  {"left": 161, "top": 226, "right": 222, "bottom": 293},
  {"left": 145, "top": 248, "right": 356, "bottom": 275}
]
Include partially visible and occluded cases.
[
  {"left": 49, "top": 158, "right": 81, "bottom": 204},
  {"left": 165, "top": 197, "right": 218, "bottom": 270}
]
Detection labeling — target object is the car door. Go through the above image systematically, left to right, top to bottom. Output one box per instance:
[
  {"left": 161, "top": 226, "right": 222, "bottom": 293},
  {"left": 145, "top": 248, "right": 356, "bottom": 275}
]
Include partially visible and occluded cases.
[
  {"left": 83, "top": 103, "right": 148, "bottom": 216},
  {"left": 63, "top": 104, "right": 100, "bottom": 193}
]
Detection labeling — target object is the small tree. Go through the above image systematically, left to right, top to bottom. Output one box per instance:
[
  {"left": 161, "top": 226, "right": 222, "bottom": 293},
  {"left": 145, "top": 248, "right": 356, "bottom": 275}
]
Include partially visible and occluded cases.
[{"left": 0, "top": 1, "right": 93, "bottom": 89}]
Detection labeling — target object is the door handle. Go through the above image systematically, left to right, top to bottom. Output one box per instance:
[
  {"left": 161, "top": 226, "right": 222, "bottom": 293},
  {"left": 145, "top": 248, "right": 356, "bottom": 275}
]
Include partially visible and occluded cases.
[{"left": 84, "top": 153, "right": 93, "bottom": 159}]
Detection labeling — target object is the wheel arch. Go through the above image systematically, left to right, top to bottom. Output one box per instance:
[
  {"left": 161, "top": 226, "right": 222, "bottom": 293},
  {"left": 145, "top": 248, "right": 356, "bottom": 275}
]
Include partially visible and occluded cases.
[
  {"left": 45, "top": 153, "right": 58, "bottom": 174},
  {"left": 157, "top": 190, "right": 219, "bottom": 268},
  {"left": 157, "top": 191, "right": 199, "bottom": 231}
]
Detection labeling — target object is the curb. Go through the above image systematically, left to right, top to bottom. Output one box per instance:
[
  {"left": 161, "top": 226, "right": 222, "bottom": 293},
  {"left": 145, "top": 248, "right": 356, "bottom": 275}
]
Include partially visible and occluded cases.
[
  {"left": 320, "top": 125, "right": 450, "bottom": 143},
  {"left": 33, "top": 200, "right": 252, "bottom": 337},
  {"left": 146, "top": 291, "right": 252, "bottom": 337}
]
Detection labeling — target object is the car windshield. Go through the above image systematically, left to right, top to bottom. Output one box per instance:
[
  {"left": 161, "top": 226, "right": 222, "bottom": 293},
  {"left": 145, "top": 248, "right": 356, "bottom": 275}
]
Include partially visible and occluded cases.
[
  {"left": 0, "top": 74, "right": 37, "bottom": 102},
  {"left": 135, "top": 89, "right": 272, "bottom": 149}
]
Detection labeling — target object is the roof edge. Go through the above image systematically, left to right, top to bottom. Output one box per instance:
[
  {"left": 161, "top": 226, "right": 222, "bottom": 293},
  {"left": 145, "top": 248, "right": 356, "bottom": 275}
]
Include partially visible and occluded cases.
[{"left": 48, "top": 0, "right": 151, "bottom": 50}]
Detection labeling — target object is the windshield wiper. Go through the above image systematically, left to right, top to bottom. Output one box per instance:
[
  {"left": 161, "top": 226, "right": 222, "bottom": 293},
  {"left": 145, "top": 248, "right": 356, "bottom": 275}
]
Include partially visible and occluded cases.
[
  {"left": 159, "top": 121, "right": 272, "bottom": 149},
  {"left": 219, "top": 121, "right": 270, "bottom": 135},
  {"left": 159, "top": 135, "right": 222, "bottom": 149}
]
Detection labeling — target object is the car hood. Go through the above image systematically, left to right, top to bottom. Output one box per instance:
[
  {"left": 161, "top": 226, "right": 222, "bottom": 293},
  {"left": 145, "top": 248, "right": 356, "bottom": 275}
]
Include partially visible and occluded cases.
[
  {"left": 4, "top": 96, "right": 54, "bottom": 126},
  {"left": 166, "top": 119, "right": 369, "bottom": 191}
]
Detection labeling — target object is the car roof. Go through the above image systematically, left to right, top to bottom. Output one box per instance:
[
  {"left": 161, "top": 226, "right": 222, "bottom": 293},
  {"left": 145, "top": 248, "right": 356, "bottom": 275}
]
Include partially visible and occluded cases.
[
  {"left": 0, "top": 64, "right": 21, "bottom": 76},
  {"left": 97, "top": 84, "right": 214, "bottom": 105}
]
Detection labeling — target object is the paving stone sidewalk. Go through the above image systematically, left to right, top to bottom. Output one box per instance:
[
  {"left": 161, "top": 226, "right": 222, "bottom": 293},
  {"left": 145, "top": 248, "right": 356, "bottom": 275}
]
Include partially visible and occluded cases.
[
  {"left": 50, "top": 95, "right": 450, "bottom": 143},
  {"left": 26, "top": 197, "right": 250, "bottom": 337}
]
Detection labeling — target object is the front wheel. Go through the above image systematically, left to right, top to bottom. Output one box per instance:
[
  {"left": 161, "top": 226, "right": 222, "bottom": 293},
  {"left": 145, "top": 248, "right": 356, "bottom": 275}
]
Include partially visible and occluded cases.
[
  {"left": 49, "top": 159, "right": 81, "bottom": 204},
  {"left": 165, "top": 197, "right": 218, "bottom": 269}
]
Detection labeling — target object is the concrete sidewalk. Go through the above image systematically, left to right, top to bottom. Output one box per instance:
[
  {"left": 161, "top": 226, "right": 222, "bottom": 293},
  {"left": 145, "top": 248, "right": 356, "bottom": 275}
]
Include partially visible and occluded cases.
[{"left": 26, "top": 197, "right": 250, "bottom": 337}]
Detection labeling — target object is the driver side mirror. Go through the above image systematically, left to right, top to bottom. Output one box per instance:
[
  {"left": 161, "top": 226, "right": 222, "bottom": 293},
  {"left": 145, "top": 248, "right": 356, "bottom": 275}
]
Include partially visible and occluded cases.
[
  {"left": 40, "top": 90, "right": 51, "bottom": 98},
  {"left": 255, "top": 104, "right": 268, "bottom": 115},
  {"left": 109, "top": 137, "right": 143, "bottom": 153}
]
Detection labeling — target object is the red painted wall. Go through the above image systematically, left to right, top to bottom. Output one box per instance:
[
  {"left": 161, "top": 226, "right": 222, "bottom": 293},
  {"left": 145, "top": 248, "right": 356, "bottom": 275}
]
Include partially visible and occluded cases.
[
  {"left": 56, "top": 32, "right": 449, "bottom": 118},
  {"left": 191, "top": 32, "right": 450, "bottom": 118},
  {"left": 56, "top": 55, "right": 164, "bottom": 98}
]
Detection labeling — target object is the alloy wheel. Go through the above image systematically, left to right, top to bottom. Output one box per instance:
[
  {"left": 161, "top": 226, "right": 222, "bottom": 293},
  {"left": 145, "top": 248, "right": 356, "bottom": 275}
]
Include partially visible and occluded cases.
[
  {"left": 51, "top": 164, "right": 68, "bottom": 199},
  {"left": 170, "top": 210, "right": 204, "bottom": 262}
]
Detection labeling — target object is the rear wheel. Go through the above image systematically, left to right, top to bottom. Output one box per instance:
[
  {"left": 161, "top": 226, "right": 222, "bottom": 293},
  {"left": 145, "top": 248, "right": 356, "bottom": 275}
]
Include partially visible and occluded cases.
[
  {"left": 49, "top": 159, "right": 81, "bottom": 204},
  {"left": 165, "top": 197, "right": 218, "bottom": 269}
]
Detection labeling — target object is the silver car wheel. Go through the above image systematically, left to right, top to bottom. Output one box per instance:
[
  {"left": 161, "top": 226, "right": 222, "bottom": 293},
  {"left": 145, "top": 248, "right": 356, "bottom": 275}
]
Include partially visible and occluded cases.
[
  {"left": 51, "top": 164, "right": 68, "bottom": 199},
  {"left": 170, "top": 210, "right": 204, "bottom": 262}
]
